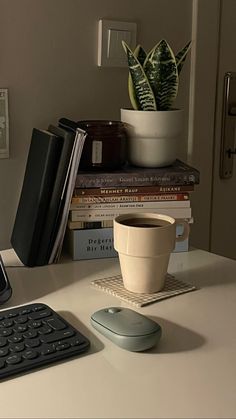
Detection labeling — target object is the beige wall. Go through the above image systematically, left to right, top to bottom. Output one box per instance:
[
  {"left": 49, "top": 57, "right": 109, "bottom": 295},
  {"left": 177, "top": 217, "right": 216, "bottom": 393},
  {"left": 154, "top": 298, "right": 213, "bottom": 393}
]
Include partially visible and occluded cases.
[
  {"left": 0, "top": 0, "right": 192, "bottom": 249},
  {"left": 188, "top": 0, "right": 220, "bottom": 251}
]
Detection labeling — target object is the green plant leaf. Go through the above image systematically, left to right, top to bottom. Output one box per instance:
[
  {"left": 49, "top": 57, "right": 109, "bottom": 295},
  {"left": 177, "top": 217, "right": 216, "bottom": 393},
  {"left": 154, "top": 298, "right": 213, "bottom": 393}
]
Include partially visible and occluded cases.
[
  {"left": 144, "top": 39, "right": 178, "bottom": 110},
  {"left": 175, "top": 40, "right": 191, "bottom": 74},
  {"left": 122, "top": 41, "right": 157, "bottom": 111},
  {"left": 128, "top": 45, "right": 147, "bottom": 110},
  {"left": 135, "top": 45, "right": 147, "bottom": 66}
]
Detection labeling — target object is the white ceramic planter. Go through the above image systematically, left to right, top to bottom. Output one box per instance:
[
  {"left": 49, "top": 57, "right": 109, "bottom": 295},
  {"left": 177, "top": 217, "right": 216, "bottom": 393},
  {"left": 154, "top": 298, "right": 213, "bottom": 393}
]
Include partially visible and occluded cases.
[{"left": 121, "top": 108, "right": 183, "bottom": 167}]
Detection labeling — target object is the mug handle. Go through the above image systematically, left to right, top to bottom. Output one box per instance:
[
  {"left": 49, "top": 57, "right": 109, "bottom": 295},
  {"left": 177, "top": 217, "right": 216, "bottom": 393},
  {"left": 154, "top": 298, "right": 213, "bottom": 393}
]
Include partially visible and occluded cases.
[{"left": 175, "top": 219, "right": 190, "bottom": 242}]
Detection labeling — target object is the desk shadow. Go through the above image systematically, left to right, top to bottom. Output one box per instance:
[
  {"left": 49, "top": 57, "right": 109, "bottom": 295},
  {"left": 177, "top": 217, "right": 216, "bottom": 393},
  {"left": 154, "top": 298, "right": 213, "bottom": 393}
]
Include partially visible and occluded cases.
[
  {"left": 173, "top": 258, "right": 236, "bottom": 289},
  {"left": 59, "top": 310, "right": 104, "bottom": 355},
  {"left": 147, "top": 316, "right": 206, "bottom": 354}
]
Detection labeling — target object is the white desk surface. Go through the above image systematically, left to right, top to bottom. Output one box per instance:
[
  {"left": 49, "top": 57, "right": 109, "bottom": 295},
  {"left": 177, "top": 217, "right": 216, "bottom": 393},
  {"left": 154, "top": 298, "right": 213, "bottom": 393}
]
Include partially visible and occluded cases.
[{"left": 0, "top": 249, "right": 236, "bottom": 419}]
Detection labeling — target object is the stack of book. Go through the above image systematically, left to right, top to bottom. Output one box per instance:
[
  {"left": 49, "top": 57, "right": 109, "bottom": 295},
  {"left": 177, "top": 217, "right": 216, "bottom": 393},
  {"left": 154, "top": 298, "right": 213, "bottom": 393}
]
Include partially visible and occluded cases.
[{"left": 66, "top": 160, "right": 200, "bottom": 260}]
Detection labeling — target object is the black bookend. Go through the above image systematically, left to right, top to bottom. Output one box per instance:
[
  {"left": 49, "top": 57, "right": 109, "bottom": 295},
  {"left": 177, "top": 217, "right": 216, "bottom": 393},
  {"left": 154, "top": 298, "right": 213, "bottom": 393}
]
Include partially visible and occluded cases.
[
  {"left": 35, "top": 125, "right": 76, "bottom": 265},
  {"left": 11, "top": 128, "right": 63, "bottom": 267}
]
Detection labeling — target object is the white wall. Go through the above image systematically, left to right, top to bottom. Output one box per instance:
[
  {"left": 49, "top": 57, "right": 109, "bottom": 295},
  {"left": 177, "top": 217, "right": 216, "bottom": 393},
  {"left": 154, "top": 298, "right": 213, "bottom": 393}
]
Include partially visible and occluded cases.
[{"left": 0, "top": 0, "right": 192, "bottom": 249}]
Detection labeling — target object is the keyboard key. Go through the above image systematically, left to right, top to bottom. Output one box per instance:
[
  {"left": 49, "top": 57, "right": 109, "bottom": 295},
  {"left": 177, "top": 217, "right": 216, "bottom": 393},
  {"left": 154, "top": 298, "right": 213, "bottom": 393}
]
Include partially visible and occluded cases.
[
  {"left": 33, "top": 305, "right": 45, "bottom": 312},
  {"left": 19, "top": 309, "right": 32, "bottom": 316},
  {"left": 28, "top": 310, "right": 51, "bottom": 320},
  {"left": 5, "top": 313, "right": 18, "bottom": 319},
  {"left": 15, "top": 316, "right": 28, "bottom": 324},
  {"left": 46, "top": 318, "right": 66, "bottom": 330},
  {"left": 0, "top": 319, "right": 13, "bottom": 328},
  {"left": 28, "top": 320, "right": 42, "bottom": 329},
  {"left": 13, "top": 324, "right": 28, "bottom": 333},
  {"left": 38, "top": 326, "right": 52, "bottom": 335},
  {"left": 0, "top": 329, "right": 12, "bottom": 337},
  {"left": 40, "top": 329, "right": 75, "bottom": 344},
  {"left": 23, "top": 330, "right": 38, "bottom": 339},
  {"left": 8, "top": 334, "right": 22, "bottom": 343},
  {"left": 0, "top": 337, "right": 7, "bottom": 347},
  {"left": 70, "top": 337, "right": 86, "bottom": 347},
  {"left": 25, "top": 338, "right": 40, "bottom": 348},
  {"left": 55, "top": 342, "right": 70, "bottom": 351},
  {"left": 9, "top": 343, "right": 25, "bottom": 352},
  {"left": 41, "top": 345, "right": 56, "bottom": 356},
  {"left": 0, "top": 347, "right": 9, "bottom": 357},
  {"left": 23, "top": 350, "right": 39, "bottom": 360},
  {"left": 6, "top": 354, "right": 22, "bottom": 365},
  {"left": 0, "top": 360, "right": 5, "bottom": 369}
]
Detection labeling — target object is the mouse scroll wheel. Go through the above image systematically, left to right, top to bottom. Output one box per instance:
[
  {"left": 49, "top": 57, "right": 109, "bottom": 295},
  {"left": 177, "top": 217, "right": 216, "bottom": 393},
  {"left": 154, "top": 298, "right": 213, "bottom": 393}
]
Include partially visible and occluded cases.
[{"left": 107, "top": 308, "right": 121, "bottom": 314}]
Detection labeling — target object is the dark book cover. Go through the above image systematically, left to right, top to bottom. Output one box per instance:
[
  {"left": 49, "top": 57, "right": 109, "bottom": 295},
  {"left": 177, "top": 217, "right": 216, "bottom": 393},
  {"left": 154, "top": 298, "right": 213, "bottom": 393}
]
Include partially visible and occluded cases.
[
  {"left": 35, "top": 125, "right": 75, "bottom": 266},
  {"left": 11, "top": 128, "right": 63, "bottom": 267},
  {"left": 75, "top": 159, "right": 200, "bottom": 189}
]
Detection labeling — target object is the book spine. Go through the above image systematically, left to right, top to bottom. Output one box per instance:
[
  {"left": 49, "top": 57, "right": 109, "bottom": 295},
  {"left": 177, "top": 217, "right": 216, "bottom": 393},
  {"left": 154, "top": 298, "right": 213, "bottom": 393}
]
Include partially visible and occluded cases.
[
  {"left": 35, "top": 126, "right": 76, "bottom": 265},
  {"left": 76, "top": 165, "right": 199, "bottom": 188},
  {"left": 73, "top": 185, "right": 194, "bottom": 196},
  {"left": 71, "top": 193, "right": 189, "bottom": 204},
  {"left": 70, "top": 199, "right": 190, "bottom": 211},
  {"left": 69, "top": 207, "right": 192, "bottom": 222},
  {"left": 68, "top": 220, "right": 114, "bottom": 230}
]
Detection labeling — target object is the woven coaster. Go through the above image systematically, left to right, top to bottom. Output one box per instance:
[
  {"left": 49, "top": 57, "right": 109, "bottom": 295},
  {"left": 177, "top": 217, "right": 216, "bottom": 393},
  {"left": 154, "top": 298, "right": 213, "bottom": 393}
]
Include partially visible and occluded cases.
[{"left": 91, "top": 274, "right": 196, "bottom": 308}]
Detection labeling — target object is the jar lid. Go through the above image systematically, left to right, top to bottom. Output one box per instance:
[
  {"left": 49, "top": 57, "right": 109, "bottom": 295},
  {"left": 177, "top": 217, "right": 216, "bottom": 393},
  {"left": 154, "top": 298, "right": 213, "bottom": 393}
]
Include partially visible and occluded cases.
[{"left": 77, "top": 120, "right": 129, "bottom": 132}]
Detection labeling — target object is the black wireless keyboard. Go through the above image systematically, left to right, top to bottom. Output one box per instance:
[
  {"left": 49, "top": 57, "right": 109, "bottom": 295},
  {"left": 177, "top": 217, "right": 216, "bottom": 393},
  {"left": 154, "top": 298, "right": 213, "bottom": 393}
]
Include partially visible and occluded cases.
[{"left": 0, "top": 302, "right": 90, "bottom": 380}]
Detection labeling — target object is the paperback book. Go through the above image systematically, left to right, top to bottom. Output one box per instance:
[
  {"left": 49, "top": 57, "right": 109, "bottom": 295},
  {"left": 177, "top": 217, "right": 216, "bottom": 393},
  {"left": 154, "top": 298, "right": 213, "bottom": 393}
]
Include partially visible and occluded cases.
[
  {"left": 48, "top": 126, "right": 87, "bottom": 264},
  {"left": 76, "top": 159, "right": 200, "bottom": 188},
  {"left": 73, "top": 184, "right": 195, "bottom": 196},
  {"left": 71, "top": 192, "right": 190, "bottom": 204},
  {"left": 70, "top": 199, "right": 190, "bottom": 211},
  {"left": 69, "top": 206, "right": 192, "bottom": 222},
  {"left": 67, "top": 220, "right": 114, "bottom": 230},
  {"left": 66, "top": 224, "right": 190, "bottom": 261}
]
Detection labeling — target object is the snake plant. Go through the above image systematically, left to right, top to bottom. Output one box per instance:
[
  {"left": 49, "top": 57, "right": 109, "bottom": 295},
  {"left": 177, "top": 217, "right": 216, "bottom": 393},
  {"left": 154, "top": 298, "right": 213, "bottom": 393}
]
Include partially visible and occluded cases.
[{"left": 122, "top": 39, "right": 191, "bottom": 111}]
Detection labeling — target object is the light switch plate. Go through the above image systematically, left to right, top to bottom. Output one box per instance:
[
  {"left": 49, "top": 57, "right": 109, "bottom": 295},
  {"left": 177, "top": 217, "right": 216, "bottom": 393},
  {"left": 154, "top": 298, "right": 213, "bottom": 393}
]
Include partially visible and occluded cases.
[
  {"left": 98, "top": 19, "right": 137, "bottom": 67},
  {"left": 0, "top": 89, "right": 9, "bottom": 159}
]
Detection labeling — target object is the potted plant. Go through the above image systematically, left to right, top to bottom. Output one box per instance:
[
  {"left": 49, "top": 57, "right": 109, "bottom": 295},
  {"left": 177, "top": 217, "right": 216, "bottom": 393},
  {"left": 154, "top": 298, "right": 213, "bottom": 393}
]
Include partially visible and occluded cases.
[{"left": 121, "top": 39, "right": 191, "bottom": 167}]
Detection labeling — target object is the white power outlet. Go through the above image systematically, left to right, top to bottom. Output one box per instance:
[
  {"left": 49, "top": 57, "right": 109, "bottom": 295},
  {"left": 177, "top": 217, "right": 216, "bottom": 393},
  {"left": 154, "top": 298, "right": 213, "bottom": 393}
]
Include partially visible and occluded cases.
[{"left": 0, "top": 89, "right": 9, "bottom": 159}]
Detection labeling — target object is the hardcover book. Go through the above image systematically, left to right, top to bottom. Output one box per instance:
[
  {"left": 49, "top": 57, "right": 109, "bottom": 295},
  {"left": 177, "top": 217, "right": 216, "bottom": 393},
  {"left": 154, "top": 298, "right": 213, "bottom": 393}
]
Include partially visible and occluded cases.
[
  {"left": 35, "top": 125, "right": 76, "bottom": 266},
  {"left": 11, "top": 128, "right": 63, "bottom": 266},
  {"left": 75, "top": 159, "right": 200, "bottom": 189}
]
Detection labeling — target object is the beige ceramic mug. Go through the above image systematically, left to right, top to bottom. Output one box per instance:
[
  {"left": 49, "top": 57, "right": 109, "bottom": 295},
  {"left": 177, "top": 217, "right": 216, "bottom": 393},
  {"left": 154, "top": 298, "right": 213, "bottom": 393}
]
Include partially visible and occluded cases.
[{"left": 113, "top": 213, "right": 189, "bottom": 294}]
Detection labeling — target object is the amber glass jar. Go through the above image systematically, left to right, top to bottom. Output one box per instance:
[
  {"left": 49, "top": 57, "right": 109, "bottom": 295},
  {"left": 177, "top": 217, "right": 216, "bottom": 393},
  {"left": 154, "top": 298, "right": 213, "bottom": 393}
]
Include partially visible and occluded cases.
[{"left": 77, "top": 120, "right": 128, "bottom": 171}]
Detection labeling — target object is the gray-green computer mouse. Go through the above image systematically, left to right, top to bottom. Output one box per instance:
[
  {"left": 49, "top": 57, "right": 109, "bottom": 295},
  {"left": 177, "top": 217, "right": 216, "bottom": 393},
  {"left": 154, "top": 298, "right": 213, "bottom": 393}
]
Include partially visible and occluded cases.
[{"left": 90, "top": 307, "right": 162, "bottom": 351}]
